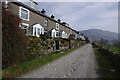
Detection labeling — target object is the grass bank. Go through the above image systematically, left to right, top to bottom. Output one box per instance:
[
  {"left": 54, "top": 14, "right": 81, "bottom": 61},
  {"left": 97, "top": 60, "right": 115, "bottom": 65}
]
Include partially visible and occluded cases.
[
  {"left": 2, "top": 44, "right": 85, "bottom": 78},
  {"left": 103, "top": 45, "right": 120, "bottom": 53},
  {"left": 94, "top": 48, "right": 120, "bottom": 78}
]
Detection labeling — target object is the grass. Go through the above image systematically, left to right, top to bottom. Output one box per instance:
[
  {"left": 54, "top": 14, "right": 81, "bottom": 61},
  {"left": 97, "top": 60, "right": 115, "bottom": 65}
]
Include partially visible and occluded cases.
[
  {"left": 2, "top": 45, "right": 84, "bottom": 78},
  {"left": 103, "top": 45, "right": 120, "bottom": 53},
  {"left": 94, "top": 48, "right": 120, "bottom": 78}
]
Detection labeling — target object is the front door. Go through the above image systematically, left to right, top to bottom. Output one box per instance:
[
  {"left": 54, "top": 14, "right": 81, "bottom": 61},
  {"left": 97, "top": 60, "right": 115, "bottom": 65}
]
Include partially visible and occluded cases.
[{"left": 55, "top": 40, "right": 59, "bottom": 50}]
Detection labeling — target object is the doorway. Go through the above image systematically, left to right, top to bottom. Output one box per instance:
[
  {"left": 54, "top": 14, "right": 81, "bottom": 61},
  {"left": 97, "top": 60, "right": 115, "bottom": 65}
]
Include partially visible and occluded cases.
[{"left": 55, "top": 40, "right": 59, "bottom": 50}]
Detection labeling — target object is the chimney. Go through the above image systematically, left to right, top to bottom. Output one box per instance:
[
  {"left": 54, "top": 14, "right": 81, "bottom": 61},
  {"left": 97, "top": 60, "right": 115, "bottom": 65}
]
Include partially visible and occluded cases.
[
  {"left": 33, "top": 1, "right": 38, "bottom": 10},
  {"left": 41, "top": 9, "right": 46, "bottom": 14},
  {"left": 51, "top": 15, "right": 55, "bottom": 19},
  {"left": 58, "top": 19, "right": 61, "bottom": 22},
  {"left": 62, "top": 22, "right": 69, "bottom": 27}
]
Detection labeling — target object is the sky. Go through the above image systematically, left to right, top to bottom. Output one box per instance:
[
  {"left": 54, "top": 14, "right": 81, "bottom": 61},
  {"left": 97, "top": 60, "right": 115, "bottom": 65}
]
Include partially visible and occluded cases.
[{"left": 37, "top": 2, "right": 118, "bottom": 33}]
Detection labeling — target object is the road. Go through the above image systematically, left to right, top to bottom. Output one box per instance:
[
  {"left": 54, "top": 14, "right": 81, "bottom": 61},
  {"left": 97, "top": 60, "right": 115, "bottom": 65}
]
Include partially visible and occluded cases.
[{"left": 20, "top": 44, "right": 99, "bottom": 78}]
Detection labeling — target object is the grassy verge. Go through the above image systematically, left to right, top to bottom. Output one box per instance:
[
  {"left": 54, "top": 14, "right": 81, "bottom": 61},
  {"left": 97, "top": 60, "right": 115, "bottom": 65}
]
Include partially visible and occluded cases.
[
  {"left": 2, "top": 44, "right": 85, "bottom": 78},
  {"left": 103, "top": 45, "right": 120, "bottom": 53},
  {"left": 94, "top": 48, "right": 120, "bottom": 78}
]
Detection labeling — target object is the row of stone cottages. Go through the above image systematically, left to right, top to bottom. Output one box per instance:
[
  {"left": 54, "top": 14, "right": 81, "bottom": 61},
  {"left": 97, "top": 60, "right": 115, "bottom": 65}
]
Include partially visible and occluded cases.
[{"left": 3, "top": 0, "right": 86, "bottom": 40}]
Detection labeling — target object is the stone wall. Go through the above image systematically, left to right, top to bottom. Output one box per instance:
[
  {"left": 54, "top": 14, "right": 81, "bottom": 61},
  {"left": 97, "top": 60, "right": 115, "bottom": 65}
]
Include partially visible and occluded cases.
[
  {"left": 25, "top": 36, "right": 86, "bottom": 60},
  {"left": 92, "top": 43, "right": 120, "bottom": 67},
  {"left": 98, "top": 47, "right": 120, "bottom": 67}
]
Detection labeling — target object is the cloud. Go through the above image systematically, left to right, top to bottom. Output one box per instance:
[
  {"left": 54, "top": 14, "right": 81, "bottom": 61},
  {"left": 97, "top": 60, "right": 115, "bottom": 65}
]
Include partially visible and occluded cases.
[{"left": 38, "top": 2, "right": 118, "bottom": 33}]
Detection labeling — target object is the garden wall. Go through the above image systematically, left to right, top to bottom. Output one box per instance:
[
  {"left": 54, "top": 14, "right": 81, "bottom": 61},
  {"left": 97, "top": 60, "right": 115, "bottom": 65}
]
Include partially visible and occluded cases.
[
  {"left": 3, "top": 35, "right": 87, "bottom": 69},
  {"left": 25, "top": 36, "right": 86, "bottom": 60}
]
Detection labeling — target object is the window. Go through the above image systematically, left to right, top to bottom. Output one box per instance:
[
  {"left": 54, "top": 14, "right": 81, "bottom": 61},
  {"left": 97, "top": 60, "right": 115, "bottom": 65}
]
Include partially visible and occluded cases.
[
  {"left": 19, "top": 6, "right": 29, "bottom": 21},
  {"left": 21, "top": 9, "right": 28, "bottom": 19},
  {"left": 44, "top": 19, "right": 48, "bottom": 26},
  {"left": 20, "top": 23, "right": 29, "bottom": 35},
  {"left": 56, "top": 23, "right": 59, "bottom": 30},
  {"left": 21, "top": 25, "right": 28, "bottom": 29},
  {"left": 21, "top": 25, "right": 27, "bottom": 34},
  {"left": 34, "top": 27, "right": 36, "bottom": 35},
  {"left": 37, "top": 28, "right": 40, "bottom": 36},
  {"left": 41, "top": 28, "right": 42, "bottom": 34},
  {"left": 44, "top": 29, "right": 48, "bottom": 34},
  {"left": 62, "top": 31, "right": 66, "bottom": 38},
  {"left": 53, "top": 32, "right": 55, "bottom": 37},
  {"left": 56, "top": 32, "right": 59, "bottom": 37}
]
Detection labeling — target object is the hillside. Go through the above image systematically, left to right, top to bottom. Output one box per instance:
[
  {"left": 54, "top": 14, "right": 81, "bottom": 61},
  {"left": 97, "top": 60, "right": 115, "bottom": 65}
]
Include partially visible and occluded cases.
[{"left": 80, "top": 29, "right": 118, "bottom": 41}]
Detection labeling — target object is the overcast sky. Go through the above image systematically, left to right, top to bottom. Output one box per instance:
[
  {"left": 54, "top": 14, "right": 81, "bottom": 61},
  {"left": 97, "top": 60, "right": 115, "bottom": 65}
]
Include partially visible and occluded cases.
[{"left": 37, "top": 2, "right": 118, "bottom": 33}]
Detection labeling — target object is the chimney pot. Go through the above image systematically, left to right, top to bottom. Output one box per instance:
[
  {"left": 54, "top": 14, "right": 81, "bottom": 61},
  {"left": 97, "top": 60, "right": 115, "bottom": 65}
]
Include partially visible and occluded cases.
[
  {"left": 41, "top": 9, "right": 46, "bottom": 14},
  {"left": 51, "top": 15, "right": 55, "bottom": 19},
  {"left": 58, "top": 19, "right": 61, "bottom": 22}
]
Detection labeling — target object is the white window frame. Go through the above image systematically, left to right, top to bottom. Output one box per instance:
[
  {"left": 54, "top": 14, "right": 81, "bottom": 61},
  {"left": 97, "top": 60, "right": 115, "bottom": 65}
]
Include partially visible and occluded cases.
[
  {"left": 19, "top": 6, "right": 30, "bottom": 21},
  {"left": 20, "top": 23, "right": 29, "bottom": 35},
  {"left": 20, "top": 23, "right": 29, "bottom": 29},
  {"left": 56, "top": 23, "right": 59, "bottom": 30}
]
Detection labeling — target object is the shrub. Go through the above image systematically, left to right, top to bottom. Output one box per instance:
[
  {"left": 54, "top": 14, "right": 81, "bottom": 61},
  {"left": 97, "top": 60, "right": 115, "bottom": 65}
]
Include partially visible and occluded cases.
[
  {"left": 2, "top": 6, "right": 28, "bottom": 68},
  {"left": 40, "top": 34, "right": 51, "bottom": 40},
  {"left": 24, "top": 36, "right": 46, "bottom": 61}
]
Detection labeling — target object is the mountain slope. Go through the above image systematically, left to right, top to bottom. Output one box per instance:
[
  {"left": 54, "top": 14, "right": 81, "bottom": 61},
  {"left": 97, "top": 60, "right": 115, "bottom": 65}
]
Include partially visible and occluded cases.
[{"left": 80, "top": 29, "right": 118, "bottom": 41}]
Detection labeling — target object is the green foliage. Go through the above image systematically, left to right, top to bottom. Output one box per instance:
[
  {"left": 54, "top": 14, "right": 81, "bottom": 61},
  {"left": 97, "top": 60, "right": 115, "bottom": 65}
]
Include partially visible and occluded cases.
[
  {"left": 2, "top": 6, "right": 28, "bottom": 69},
  {"left": 40, "top": 34, "right": 51, "bottom": 40},
  {"left": 23, "top": 36, "right": 55, "bottom": 61},
  {"left": 24, "top": 36, "right": 43, "bottom": 61},
  {"left": 60, "top": 40, "right": 69, "bottom": 47},
  {"left": 103, "top": 45, "right": 120, "bottom": 53}
]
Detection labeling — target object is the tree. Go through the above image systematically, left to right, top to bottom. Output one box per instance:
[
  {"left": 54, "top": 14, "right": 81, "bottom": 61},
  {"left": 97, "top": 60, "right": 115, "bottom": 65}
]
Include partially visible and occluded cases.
[
  {"left": 2, "top": 6, "right": 28, "bottom": 68},
  {"left": 99, "top": 38, "right": 109, "bottom": 46}
]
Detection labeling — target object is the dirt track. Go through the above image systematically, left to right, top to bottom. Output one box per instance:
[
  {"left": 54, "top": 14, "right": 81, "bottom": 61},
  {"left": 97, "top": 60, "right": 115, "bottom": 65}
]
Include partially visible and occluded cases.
[{"left": 20, "top": 44, "right": 99, "bottom": 78}]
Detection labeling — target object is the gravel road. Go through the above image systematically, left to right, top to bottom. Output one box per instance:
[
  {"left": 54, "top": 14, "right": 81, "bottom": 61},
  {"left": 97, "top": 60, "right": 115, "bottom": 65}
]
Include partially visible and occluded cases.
[{"left": 20, "top": 44, "right": 99, "bottom": 78}]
